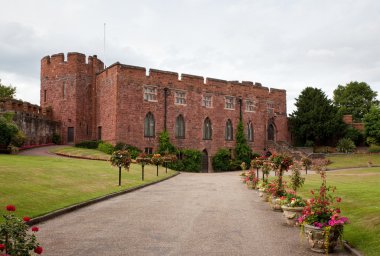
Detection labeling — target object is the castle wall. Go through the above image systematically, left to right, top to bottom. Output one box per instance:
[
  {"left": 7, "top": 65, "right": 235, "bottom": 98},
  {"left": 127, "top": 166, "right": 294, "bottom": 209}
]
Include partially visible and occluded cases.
[{"left": 0, "top": 99, "right": 60, "bottom": 146}]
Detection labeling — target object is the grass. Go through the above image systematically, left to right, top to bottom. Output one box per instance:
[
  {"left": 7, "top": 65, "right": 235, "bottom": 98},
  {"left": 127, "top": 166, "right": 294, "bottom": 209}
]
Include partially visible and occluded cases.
[
  {"left": 51, "top": 146, "right": 111, "bottom": 160},
  {"left": 327, "top": 153, "right": 380, "bottom": 169},
  {"left": 0, "top": 155, "right": 176, "bottom": 220},
  {"left": 288, "top": 168, "right": 380, "bottom": 256}
]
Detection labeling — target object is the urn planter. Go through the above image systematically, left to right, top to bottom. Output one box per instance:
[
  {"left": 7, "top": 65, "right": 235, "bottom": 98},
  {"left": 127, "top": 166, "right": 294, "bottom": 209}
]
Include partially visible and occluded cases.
[
  {"left": 258, "top": 189, "right": 269, "bottom": 202},
  {"left": 270, "top": 197, "right": 282, "bottom": 212},
  {"left": 281, "top": 206, "right": 303, "bottom": 226},
  {"left": 303, "top": 224, "right": 343, "bottom": 253}
]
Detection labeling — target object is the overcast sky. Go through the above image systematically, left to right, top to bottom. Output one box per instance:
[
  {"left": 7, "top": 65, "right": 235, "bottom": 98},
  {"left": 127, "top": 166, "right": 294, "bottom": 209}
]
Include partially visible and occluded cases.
[{"left": 1, "top": 0, "right": 379, "bottom": 114}]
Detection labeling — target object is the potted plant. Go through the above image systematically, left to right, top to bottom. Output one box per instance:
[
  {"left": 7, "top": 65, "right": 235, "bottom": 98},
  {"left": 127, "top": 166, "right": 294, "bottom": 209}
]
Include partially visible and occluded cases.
[
  {"left": 151, "top": 153, "right": 163, "bottom": 176},
  {"left": 301, "top": 157, "right": 312, "bottom": 174},
  {"left": 298, "top": 170, "right": 349, "bottom": 253},
  {"left": 266, "top": 179, "right": 287, "bottom": 211},
  {"left": 0, "top": 205, "right": 43, "bottom": 255}
]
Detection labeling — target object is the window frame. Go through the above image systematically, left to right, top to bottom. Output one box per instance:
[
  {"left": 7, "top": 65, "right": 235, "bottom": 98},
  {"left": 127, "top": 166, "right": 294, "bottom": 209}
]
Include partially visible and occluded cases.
[
  {"left": 143, "top": 86, "right": 158, "bottom": 102},
  {"left": 174, "top": 90, "right": 187, "bottom": 105},
  {"left": 202, "top": 94, "right": 212, "bottom": 108},
  {"left": 225, "top": 96, "right": 235, "bottom": 110},
  {"left": 245, "top": 99, "right": 255, "bottom": 112},
  {"left": 144, "top": 112, "right": 155, "bottom": 137},
  {"left": 175, "top": 114, "right": 185, "bottom": 139},
  {"left": 203, "top": 117, "right": 212, "bottom": 140},
  {"left": 225, "top": 119, "right": 233, "bottom": 141},
  {"left": 247, "top": 121, "right": 254, "bottom": 142}
]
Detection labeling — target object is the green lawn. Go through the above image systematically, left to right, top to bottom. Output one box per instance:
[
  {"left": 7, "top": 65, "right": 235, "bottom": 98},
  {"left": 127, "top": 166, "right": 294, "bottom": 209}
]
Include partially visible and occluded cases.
[
  {"left": 51, "top": 146, "right": 111, "bottom": 160},
  {"left": 327, "top": 153, "right": 380, "bottom": 169},
  {"left": 0, "top": 155, "right": 176, "bottom": 219},
  {"left": 289, "top": 168, "right": 380, "bottom": 256}
]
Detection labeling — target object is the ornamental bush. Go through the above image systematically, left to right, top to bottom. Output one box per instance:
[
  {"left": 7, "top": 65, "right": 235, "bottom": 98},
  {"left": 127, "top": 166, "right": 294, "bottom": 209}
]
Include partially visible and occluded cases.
[
  {"left": 336, "top": 138, "right": 356, "bottom": 153},
  {"left": 75, "top": 140, "right": 100, "bottom": 149},
  {"left": 97, "top": 142, "right": 115, "bottom": 155},
  {"left": 368, "top": 144, "right": 380, "bottom": 153},
  {"left": 212, "top": 148, "right": 231, "bottom": 172},
  {"left": 168, "top": 149, "right": 202, "bottom": 172}
]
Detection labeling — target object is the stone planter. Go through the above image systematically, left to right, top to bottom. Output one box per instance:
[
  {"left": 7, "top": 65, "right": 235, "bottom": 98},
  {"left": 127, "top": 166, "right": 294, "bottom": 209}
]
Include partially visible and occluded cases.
[
  {"left": 258, "top": 189, "right": 269, "bottom": 202},
  {"left": 270, "top": 197, "right": 282, "bottom": 212},
  {"left": 281, "top": 206, "right": 303, "bottom": 226},
  {"left": 303, "top": 224, "right": 343, "bottom": 253}
]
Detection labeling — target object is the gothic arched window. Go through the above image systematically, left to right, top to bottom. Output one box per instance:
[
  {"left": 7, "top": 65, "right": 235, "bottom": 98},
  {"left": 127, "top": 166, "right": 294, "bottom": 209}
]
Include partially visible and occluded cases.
[
  {"left": 144, "top": 112, "right": 155, "bottom": 137},
  {"left": 175, "top": 114, "right": 185, "bottom": 138},
  {"left": 203, "top": 117, "right": 212, "bottom": 140},
  {"left": 225, "top": 119, "right": 233, "bottom": 141}
]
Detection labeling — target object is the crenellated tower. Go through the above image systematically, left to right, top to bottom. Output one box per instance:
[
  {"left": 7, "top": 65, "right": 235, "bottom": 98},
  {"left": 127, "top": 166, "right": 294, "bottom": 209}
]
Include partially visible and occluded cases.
[{"left": 40, "top": 52, "right": 104, "bottom": 144}]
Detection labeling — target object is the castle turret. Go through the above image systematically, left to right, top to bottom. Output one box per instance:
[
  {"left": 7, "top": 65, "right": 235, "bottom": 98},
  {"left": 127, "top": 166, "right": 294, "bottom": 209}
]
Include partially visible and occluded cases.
[{"left": 40, "top": 52, "right": 104, "bottom": 144}]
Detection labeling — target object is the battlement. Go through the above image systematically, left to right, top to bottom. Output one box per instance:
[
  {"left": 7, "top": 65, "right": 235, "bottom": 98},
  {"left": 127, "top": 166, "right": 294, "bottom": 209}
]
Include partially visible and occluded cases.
[
  {"left": 41, "top": 52, "right": 104, "bottom": 71},
  {"left": 0, "top": 99, "right": 53, "bottom": 118}
]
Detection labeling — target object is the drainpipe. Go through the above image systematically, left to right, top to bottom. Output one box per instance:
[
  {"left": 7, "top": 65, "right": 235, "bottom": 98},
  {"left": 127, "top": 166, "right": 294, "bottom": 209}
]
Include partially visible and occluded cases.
[{"left": 164, "top": 87, "right": 169, "bottom": 131}]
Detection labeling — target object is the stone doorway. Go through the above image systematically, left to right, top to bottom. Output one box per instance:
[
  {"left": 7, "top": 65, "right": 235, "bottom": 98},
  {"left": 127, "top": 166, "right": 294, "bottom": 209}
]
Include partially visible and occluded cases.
[
  {"left": 268, "top": 124, "right": 275, "bottom": 141},
  {"left": 67, "top": 127, "right": 74, "bottom": 143},
  {"left": 201, "top": 149, "right": 209, "bottom": 173}
]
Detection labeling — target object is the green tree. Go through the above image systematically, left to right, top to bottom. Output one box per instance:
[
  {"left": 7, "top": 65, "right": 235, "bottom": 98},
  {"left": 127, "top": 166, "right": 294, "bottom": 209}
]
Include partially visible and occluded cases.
[
  {"left": 0, "top": 79, "right": 16, "bottom": 100},
  {"left": 333, "top": 81, "right": 378, "bottom": 122},
  {"left": 289, "top": 87, "right": 346, "bottom": 146},
  {"left": 363, "top": 105, "right": 380, "bottom": 144},
  {"left": 0, "top": 113, "right": 19, "bottom": 147},
  {"left": 235, "top": 120, "right": 252, "bottom": 164},
  {"left": 157, "top": 130, "right": 176, "bottom": 154}
]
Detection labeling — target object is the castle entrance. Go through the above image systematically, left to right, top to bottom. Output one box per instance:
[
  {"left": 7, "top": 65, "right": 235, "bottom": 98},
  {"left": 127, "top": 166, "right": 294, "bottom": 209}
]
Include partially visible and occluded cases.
[
  {"left": 267, "top": 124, "right": 275, "bottom": 141},
  {"left": 202, "top": 149, "right": 209, "bottom": 173}
]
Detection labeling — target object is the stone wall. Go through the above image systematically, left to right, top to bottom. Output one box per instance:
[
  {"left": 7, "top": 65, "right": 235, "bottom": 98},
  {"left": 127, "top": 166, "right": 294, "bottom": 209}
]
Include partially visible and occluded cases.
[{"left": 0, "top": 99, "right": 60, "bottom": 146}]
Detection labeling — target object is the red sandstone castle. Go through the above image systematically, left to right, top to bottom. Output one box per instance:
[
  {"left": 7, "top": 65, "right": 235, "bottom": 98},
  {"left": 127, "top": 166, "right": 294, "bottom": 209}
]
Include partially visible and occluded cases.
[{"left": 40, "top": 52, "right": 290, "bottom": 171}]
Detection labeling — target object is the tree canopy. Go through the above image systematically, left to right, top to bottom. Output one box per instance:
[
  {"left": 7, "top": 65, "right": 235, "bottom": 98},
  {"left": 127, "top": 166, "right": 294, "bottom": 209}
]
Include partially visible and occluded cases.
[
  {"left": 0, "top": 79, "right": 16, "bottom": 100},
  {"left": 333, "top": 81, "right": 378, "bottom": 122},
  {"left": 289, "top": 87, "right": 346, "bottom": 146},
  {"left": 363, "top": 104, "right": 380, "bottom": 144}
]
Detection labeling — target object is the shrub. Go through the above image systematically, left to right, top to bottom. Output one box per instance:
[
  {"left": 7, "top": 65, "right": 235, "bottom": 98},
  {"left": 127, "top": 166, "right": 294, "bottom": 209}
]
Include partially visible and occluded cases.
[
  {"left": 0, "top": 114, "right": 18, "bottom": 147},
  {"left": 235, "top": 121, "right": 252, "bottom": 165},
  {"left": 344, "top": 127, "right": 363, "bottom": 145},
  {"left": 10, "top": 130, "right": 26, "bottom": 147},
  {"left": 157, "top": 130, "right": 176, "bottom": 154},
  {"left": 52, "top": 133, "right": 61, "bottom": 144},
  {"left": 366, "top": 136, "right": 378, "bottom": 146},
  {"left": 336, "top": 138, "right": 356, "bottom": 153},
  {"left": 75, "top": 140, "right": 100, "bottom": 149},
  {"left": 304, "top": 140, "right": 315, "bottom": 147},
  {"left": 97, "top": 142, "right": 114, "bottom": 154},
  {"left": 114, "top": 142, "right": 142, "bottom": 159},
  {"left": 368, "top": 144, "right": 380, "bottom": 153},
  {"left": 212, "top": 148, "right": 231, "bottom": 172},
  {"left": 168, "top": 149, "right": 202, "bottom": 172},
  {"left": 229, "top": 159, "right": 242, "bottom": 171}
]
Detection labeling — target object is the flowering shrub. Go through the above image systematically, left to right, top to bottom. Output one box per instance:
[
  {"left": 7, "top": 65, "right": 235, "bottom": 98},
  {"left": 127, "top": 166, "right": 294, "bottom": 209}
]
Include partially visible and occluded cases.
[
  {"left": 110, "top": 149, "right": 132, "bottom": 170},
  {"left": 136, "top": 153, "right": 152, "bottom": 165},
  {"left": 151, "top": 154, "right": 163, "bottom": 166},
  {"left": 270, "top": 154, "right": 294, "bottom": 171},
  {"left": 289, "top": 161, "right": 305, "bottom": 193},
  {"left": 244, "top": 170, "right": 258, "bottom": 189},
  {"left": 298, "top": 171, "right": 349, "bottom": 228},
  {"left": 266, "top": 179, "right": 287, "bottom": 197},
  {"left": 281, "top": 193, "right": 306, "bottom": 207},
  {"left": 0, "top": 205, "right": 43, "bottom": 255}
]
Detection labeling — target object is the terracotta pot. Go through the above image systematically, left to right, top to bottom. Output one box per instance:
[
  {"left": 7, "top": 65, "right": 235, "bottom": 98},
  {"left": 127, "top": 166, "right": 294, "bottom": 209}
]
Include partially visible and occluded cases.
[
  {"left": 258, "top": 189, "right": 269, "bottom": 202},
  {"left": 270, "top": 197, "right": 283, "bottom": 212},
  {"left": 281, "top": 206, "right": 303, "bottom": 226},
  {"left": 303, "top": 224, "right": 343, "bottom": 253}
]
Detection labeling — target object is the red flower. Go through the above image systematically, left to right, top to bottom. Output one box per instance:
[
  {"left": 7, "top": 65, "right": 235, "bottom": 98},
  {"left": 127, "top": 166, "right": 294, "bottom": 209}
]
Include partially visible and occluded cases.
[
  {"left": 336, "top": 197, "right": 342, "bottom": 202},
  {"left": 5, "top": 205, "right": 16, "bottom": 212},
  {"left": 336, "top": 208, "right": 341, "bottom": 213},
  {"left": 23, "top": 216, "right": 31, "bottom": 222},
  {"left": 32, "top": 226, "right": 39, "bottom": 232},
  {"left": 0, "top": 244, "right": 5, "bottom": 250},
  {"left": 34, "top": 246, "right": 43, "bottom": 254}
]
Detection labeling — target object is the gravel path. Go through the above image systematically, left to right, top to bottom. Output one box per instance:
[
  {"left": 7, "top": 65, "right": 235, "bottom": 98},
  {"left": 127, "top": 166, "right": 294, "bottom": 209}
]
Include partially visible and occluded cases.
[
  {"left": 18, "top": 145, "right": 67, "bottom": 157},
  {"left": 35, "top": 172, "right": 349, "bottom": 256}
]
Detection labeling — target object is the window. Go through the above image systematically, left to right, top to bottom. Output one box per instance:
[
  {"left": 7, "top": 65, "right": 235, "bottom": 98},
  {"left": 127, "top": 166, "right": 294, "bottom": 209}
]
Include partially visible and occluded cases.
[
  {"left": 62, "top": 82, "right": 66, "bottom": 99},
  {"left": 143, "top": 86, "right": 157, "bottom": 102},
  {"left": 44, "top": 90, "right": 47, "bottom": 102},
  {"left": 175, "top": 91, "right": 186, "bottom": 105},
  {"left": 202, "top": 95, "right": 212, "bottom": 108},
  {"left": 225, "top": 96, "right": 235, "bottom": 110},
  {"left": 246, "top": 99, "right": 255, "bottom": 112},
  {"left": 267, "top": 101, "right": 274, "bottom": 115},
  {"left": 144, "top": 112, "right": 155, "bottom": 137},
  {"left": 175, "top": 115, "right": 185, "bottom": 138},
  {"left": 203, "top": 117, "right": 212, "bottom": 140},
  {"left": 225, "top": 119, "right": 233, "bottom": 141},
  {"left": 247, "top": 121, "right": 254, "bottom": 142},
  {"left": 98, "top": 126, "right": 102, "bottom": 140},
  {"left": 144, "top": 147, "right": 153, "bottom": 154}
]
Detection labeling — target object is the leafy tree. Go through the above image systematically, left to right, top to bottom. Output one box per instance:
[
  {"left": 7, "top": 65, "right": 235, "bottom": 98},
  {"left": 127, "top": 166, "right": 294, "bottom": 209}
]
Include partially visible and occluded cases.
[
  {"left": 0, "top": 79, "right": 16, "bottom": 100},
  {"left": 333, "top": 81, "right": 378, "bottom": 122},
  {"left": 289, "top": 87, "right": 346, "bottom": 146},
  {"left": 363, "top": 105, "right": 380, "bottom": 144},
  {"left": 0, "top": 113, "right": 19, "bottom": 147},
  {"left": 235, "top": 120, "right": 252, "bottom": 164},
  {"left": 157, "top": 130, "right": 176, "bottom": 154},
  {"left": 336, "top": 138, "right": 356, "bottom": 153}
]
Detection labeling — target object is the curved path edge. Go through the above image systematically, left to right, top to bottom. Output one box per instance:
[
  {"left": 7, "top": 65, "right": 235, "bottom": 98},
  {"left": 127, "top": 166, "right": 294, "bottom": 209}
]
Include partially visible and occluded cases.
[{"left": 28, "top": 172, "right": 180, "bottom": 226}]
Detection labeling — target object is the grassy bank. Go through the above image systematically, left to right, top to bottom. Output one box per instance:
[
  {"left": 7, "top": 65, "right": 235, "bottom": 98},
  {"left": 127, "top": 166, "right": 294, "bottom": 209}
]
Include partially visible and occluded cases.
[
  {"left": 51, "top": 146, "right": 111, "bottom": 160},
  {"left": 326, "top": 153, "right": 380, "bottom": 169},
  {"left": 0, "top": 155, "right": 176, "bottom": 219},
  {"left": 292, "top": 168, "right": 380, "bottom": 256}
]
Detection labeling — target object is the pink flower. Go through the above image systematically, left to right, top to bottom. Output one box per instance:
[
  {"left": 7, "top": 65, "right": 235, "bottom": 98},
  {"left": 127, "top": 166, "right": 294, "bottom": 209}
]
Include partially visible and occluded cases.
[
  {"left": 5, "top": 205, "right": 16, "bottom": 212},
  {"left": 23, "top": 216, "right": 31, "bottom": 222},
  {"left": 32, "top": 226, "right": 39, "bottom": 232},
  {"left": 34, "top": 246, "right": 43, "bottom": 254}
]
